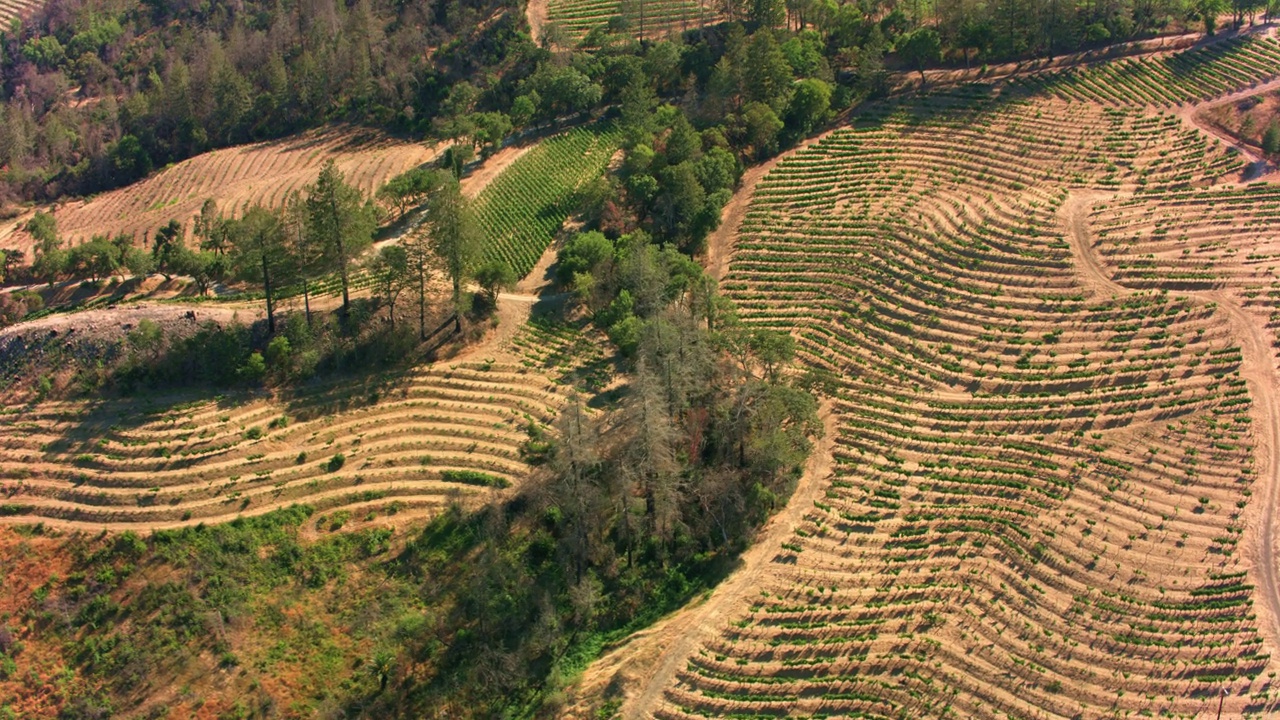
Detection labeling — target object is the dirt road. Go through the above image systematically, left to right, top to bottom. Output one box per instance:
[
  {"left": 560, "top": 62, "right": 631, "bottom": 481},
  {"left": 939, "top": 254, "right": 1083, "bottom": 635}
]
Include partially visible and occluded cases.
[
  {"left": 526, "top": 0, "right": 549, "bottom": 45},
  {"left": 893, "top": 21, "right": 1272, "bottom": 94},
  {"left": 702, "top": 129, "right": 838, "bottom": 283},
  {"left": 1063, "top": 190, "right": 1280, "bottom": 680},
  {"left": 560, "top": 403, "right": 837, "bottom": 718}
]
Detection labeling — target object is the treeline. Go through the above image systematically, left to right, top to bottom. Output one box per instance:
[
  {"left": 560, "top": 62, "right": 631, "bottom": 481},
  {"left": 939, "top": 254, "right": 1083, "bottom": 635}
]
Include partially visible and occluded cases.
[
  {"left": 0, "top": 0, "right": 535, "bottom": 201},
  {"left": 2, "top": 0, "right": 1247, "bottom": 208},
  {"left": 14, "top": 160, "right": 507, "bottom": 333}
]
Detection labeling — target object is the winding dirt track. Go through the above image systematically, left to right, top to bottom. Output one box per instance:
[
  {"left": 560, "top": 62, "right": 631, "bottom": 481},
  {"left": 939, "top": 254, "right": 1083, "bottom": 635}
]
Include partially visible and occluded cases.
[
  {"left": 1179, "top": 72, "right": 1280, "bottom": 175},
  {"left": 703, "top": 130, "right": 837, "bottom": 283},
  {"left": 1063, "top": 191, "right": 1280, "bottom": 680}
]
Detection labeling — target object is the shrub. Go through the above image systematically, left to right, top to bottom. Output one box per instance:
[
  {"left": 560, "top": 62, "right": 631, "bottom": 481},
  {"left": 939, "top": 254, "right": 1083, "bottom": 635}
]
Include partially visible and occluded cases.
[
  {"left": 1263, "top": 123, "right": 1280, "bottom": 155},
  {"left": 237, "top": 352, "right": 267, "bottom": 384},
  {"left": 327, "top": 454, "right": 346, "bottom": 473},
  {"left": 440, "top": 469, "right": 510, "bottom": 488}
]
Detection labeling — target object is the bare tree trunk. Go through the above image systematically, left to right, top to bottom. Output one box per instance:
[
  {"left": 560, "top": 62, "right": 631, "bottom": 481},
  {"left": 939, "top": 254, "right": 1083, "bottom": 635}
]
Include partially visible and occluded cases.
[
  {"left": 262, "top": 253, "right": 275, "bottom": 333},
  {"left": 418, "top": 265, "right": 427, "bottom": 340},
  {"left": 303, "top": 278, "right": 312, "bottom": 327}
]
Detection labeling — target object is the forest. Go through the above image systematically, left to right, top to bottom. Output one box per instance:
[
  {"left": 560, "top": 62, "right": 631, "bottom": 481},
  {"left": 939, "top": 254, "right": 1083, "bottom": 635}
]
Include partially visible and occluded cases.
[{"left": 0, "top": 0, "right": 1258, "bottom": 207}]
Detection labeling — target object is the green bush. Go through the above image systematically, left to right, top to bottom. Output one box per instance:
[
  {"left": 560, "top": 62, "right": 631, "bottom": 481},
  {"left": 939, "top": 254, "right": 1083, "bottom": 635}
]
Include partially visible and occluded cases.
[
  {"left": 1263, "top": 123, "right": 1280, "bottom": 155},
  {"left": 327, "top": 454, "right": 346, "bottom": 473},
  {"left": 440, "top": 469, "right": 510, "bottom": 488}
]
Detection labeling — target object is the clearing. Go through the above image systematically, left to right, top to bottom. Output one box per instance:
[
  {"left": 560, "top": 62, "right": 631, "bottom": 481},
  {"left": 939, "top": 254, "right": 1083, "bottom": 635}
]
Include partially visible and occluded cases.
[{"left": 1, "top": 126, "right": 437, "bottom": 255}]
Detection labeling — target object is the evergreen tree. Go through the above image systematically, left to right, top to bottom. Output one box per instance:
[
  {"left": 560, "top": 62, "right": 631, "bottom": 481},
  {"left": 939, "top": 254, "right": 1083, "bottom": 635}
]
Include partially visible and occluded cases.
[
  {"left": 303, "top": 160, "right": 377, "bottom": 315},
  {"left": 423, "top": 171, "right": 481, "bottom": 332},
  {"left": 227, "top": 206, "right": 290, "bottom": 333}
]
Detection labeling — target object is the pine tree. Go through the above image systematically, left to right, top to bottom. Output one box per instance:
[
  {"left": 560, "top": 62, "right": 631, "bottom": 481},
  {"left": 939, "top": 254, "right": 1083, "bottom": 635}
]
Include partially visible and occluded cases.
[
  {"left": 303, "top": 160, "right": 377, "bottom": 315},
  {"left": 423, "top": 171, "right": 481, "bottom": 332},
  {"left": 227, "top": 206, "right": 290, "bottom": 333}
]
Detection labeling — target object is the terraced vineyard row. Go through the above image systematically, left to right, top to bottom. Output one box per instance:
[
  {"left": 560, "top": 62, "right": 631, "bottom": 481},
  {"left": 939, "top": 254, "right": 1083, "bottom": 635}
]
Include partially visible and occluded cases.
[
  {"left": 0, "top": 0, "right": 41, "bottom": 29},
  {"left": 545, "top": 0, "right": 718, "bottom": 41},
  {"left": 1016, "top": 34, "right": 1280, "bottom": 107},
  {"left": 632, "top": 86, "right": 1279, "bottom": 718},
  {"left": 475, "top": 125, "right": 621, "bottom": 277},
  {"left": 7, "top": 128, "right": 436, "bottom": 253},
  {"left": 1094, "top": 182, "right": 1280, "bottom": 292},
  {"left": 507, "top": 314, "right": 614, "bottom": 394},
  {"left": 0, "top": 361, "right": 563, "bottom": 529}
]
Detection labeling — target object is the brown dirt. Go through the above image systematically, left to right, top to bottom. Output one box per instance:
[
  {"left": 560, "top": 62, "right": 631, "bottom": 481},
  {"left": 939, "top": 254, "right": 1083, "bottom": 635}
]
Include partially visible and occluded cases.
[
  {"left": 526, "top": 0, "right": 549, "bottom": 45},
  {"left": 893, "top": 20, "right": 1273, "bottom": 93},
  {"left": 1186, "top": 76, "right": 1280, "bottom": 176},
  {"left": 3, "top": 127, "right": 438, "bottom": 256},
  {"left": 460, "top": 143, "right": 535, "bottom": 199},
  {"left": 1064, "top": 189, "right": 1280, "bottom": 693},
  {"left": 0, "top": 301, "right": 265, "bottom": 346},
  {"left": 561, "top": 403, "right": 838, "bottom": 719},
  {"left": 0, "top": 529, "right": 77, "bottom": 718}
]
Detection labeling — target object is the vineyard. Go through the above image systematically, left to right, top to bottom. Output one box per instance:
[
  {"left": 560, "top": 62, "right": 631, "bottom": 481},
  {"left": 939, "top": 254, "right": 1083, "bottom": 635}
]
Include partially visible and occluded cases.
[
  {"left": 0, "top": 0, "right": 40, "bottom": 30},
  {"left": 545, "top": 0, "right": 718, "bottom": 41},
  {"left": 1017, "top": 34, "right": 1280, "bottom": 106},
  {"left": 605, "top": 45, "right": 1280, "bottom": 720},
  {"left": 474, "top": 125, "right": 621, "bottom": 277},
  {"left": 3, "top": 127, "right": 436, "bottom": 254},
  {"left": 0, "top": 360, "right": 565, "bottom": 529}
]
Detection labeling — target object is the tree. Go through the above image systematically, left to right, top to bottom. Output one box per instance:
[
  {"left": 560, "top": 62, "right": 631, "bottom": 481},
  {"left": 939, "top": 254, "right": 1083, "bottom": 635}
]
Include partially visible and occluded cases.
[
  {"left": 750, "top": 0, "right": 786, "bottom": 27},
  {"left": 1197, "top": 0, "right": 1228, "bottom": 33},
  {"left": 957, "top": 18, "right": 994, "bottom": 68},
  {"left": 898, "top": 27, "right": 942, "bottom": 84},
  {"left": 745, "top": 31, "right": 795, "bottom": 112},
  {"left": 785, "top": 78, "right": 832, "bottom": 138},
  {"left": 742, "top": 102, "right": 784, "bottom": 160},
  {"left": 469, "top": 112, "right": 513, "bottom": 157},
  {"left": 1263, "top": 123, "right": 1280, "bottom": 154},
  {"left": 443, "top": 144, "right": 476, "bottom": 181},
  {"left": 304, "top": 160, "right": 378, "bottom": 314},
  {"left": 377, "top": 167, "right": 444, "bottom": 221},
  {"left": 424, "top": 171, "right": 481, "bottom": 332},
  {"left": 193, "top": 199, "right": 230, "bottom": 255},
  {"left": 228, "top": 206, "right": 290, "bottom": 333},
  {"left": 26, "top": 211, "right": 58, "bottom": 252},
  {"left": 27, "top": 212, "right": 65, "bottom": 284},
  {"left": 152, "top": 220, "right": 187, "bottom": 281},
  {"left": 402, "top": 228, "right": 436, "bottom": 341},
  {"left": 67, "top": 236, "right": 121, "bottom": 281},
  {"left": 369, "top": 244, "right": 412, "bottom": 328},
  {"left": 173, "top": 248, "right": 224, "bottom": 296},
  {"left": 0, "top": 249, "right": 23, "bottom": 282},
  {"left": 474, "top": 259, "right": 516, "bottom": 305},
  {"left": 748, "top": 328, "right": 796, "bottom": 380},
  {"left": 620, "top": 358, "right": 681, "bottom": 549},
  {"left": 541, "top": 398, "right": 602, "bottom": 581}
]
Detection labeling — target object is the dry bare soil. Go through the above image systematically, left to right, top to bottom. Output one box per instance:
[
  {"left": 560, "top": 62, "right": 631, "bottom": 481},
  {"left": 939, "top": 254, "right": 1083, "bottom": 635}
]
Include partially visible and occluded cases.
[
  {"left": 569, "top": 34, "right": 1280, "bottom": 720},
  {"left": 1, "top": 126, "right": 437, "bottom": 254}
]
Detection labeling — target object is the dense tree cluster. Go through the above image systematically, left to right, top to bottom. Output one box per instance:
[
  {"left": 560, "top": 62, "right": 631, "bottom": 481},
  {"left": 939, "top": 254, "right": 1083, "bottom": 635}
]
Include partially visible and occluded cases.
[
  {"left": 0, "top": 0, "right": 537, "bottom": 202},
  {"left": 1, "top": 0, "right": 1250, "bottom": 208},
  {"left": 355, "top": 235, "right": 825, "bottom": 718}
]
